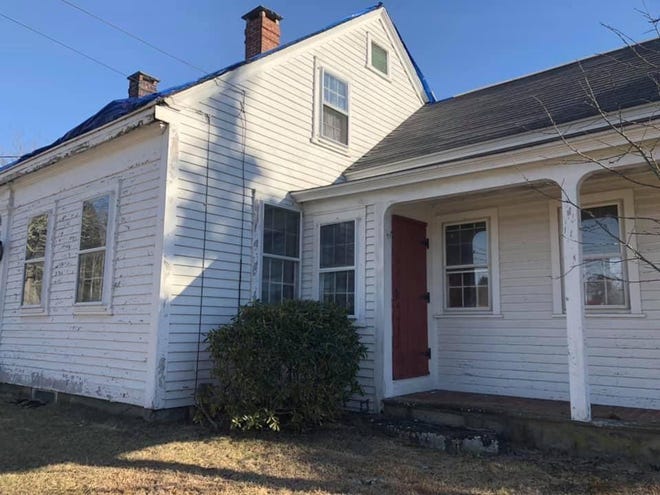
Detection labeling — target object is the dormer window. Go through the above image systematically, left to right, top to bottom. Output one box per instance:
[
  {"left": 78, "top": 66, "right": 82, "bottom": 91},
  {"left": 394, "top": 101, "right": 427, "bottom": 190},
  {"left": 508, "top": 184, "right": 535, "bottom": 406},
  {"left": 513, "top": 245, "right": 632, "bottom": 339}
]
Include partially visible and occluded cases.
[{"left": 321, "top": 71, "right": 349, "bottom": 145}]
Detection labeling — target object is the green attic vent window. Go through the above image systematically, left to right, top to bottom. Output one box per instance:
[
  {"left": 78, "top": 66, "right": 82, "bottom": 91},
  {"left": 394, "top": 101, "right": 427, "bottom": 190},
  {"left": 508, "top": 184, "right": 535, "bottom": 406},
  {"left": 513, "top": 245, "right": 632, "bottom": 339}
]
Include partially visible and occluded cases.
[{"left": 371, "top": 41, "right": 389, "bottom": 75}]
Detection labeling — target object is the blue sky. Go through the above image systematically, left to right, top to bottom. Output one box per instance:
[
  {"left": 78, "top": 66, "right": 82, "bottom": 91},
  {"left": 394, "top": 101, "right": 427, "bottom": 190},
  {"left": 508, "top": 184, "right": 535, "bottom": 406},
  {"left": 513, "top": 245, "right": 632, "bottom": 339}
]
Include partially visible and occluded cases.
[{"left": 1, "top": 0, "right": 658, "bottom": 157}]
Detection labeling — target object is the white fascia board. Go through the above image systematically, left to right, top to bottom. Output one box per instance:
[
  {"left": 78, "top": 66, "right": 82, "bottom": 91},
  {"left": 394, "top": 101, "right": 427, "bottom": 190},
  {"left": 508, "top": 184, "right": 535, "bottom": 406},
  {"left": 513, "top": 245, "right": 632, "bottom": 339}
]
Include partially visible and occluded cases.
[
  {"left": 165, "top": 7, "right": 429, "bottom": 106},
  {"left": 378, "top": 9, "right": 429, "bottom": 104},
  {"left": 345, "top": 102, "right": 660, "bottom": 181},
  {"left": 0, "top": 105, "right": 158, "bottom": 187},
  {"left": 293, "top": 118, "right": 660, "bottom": 203}
]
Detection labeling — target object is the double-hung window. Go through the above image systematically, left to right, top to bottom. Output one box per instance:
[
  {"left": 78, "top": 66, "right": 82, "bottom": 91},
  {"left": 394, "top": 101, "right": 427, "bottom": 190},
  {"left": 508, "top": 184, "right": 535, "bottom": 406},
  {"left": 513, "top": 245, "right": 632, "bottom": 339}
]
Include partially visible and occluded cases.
[
  {"left": 321, "top": 71, "right": 349, "bottom": 145},
  {"left": 550, "top": 190, "right": 640, "bottom": 315},
  {"left": 76, "top": 195, "right": 110, "bottom": 303},
  {"left": 580, "top": 204, "right": 626, "bottom": 307},
  {"left": 261, "top": 205, "right": 300, "bottom": 303},
  {"left": 22, "top": 213, "right": 49, "bottom": 306},
  {"left": 319, "top": 221, "right": 355, "bottom": 314},
  {"left": 444, "top": 221, "right": 490, "bottom": 309}
]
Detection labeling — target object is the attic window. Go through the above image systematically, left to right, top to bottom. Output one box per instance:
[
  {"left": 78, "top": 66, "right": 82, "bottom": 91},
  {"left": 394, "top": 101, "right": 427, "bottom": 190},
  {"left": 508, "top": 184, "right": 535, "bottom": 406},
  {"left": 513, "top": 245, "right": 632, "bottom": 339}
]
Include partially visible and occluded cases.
[{"left": 370, "top": 41, "right": 389, "bottom": 75}]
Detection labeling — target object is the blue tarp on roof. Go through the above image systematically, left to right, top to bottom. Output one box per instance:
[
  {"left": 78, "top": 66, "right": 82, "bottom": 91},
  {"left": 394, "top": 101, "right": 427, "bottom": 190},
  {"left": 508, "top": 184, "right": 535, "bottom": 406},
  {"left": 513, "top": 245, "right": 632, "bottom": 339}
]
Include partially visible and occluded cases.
[{"left": 1, "top": 2, "right": 433, "bottom": 174}]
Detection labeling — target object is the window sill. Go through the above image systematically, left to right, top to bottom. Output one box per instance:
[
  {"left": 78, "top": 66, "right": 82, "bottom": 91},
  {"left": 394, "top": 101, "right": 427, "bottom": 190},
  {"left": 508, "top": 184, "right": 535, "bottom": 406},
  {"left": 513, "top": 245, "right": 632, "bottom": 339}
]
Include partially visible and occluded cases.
[
  {"left": 365, "top": 63, "right": 391, "bottom": 81},
  {"left": 310, "top": 136, "right": 350, "bottom": 156},
  {"left": 73, "top": 303, "right": 112, "bottom": 316},
  {"left": 20, "top": 305, "right": 48, "bottom": 316},
  {"left": 433, "top": 313, "right": 503, "bottom": 319},
  {"left": 552, "top": 313, "right": 646, "bottom": 319}
]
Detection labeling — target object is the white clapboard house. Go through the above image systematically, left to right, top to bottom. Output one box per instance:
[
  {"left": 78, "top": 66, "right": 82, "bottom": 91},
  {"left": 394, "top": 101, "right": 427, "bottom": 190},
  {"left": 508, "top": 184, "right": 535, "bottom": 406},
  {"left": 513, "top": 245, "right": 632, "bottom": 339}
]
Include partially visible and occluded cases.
[{"left": 1, "top": 4, "right": 659, "bottom": 421}]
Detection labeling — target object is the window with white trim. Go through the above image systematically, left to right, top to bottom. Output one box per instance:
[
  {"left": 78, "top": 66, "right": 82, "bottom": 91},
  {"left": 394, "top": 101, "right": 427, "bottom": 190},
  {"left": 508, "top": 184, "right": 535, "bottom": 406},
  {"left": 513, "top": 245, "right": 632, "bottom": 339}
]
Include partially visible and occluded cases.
[
  {"left": 370, "top": 40, "right": 389, "bottom": 75},
  {"left": 321, "top": 71, "right": 349, "bottom": 145},
  {"left": 549, "top": 189, "right": 641, "bottom": 315},
  {"left": 76, "top": 195, "right": 110, "bottom": 303},
  {"left": 560, "top": 203, "right": 627, "bottom": 308},
  {"left": 581, "top": 204, "right": 626, "bottom": 307},
  {"left": 261, "top": 205, "right": 300, "bottom": 303},
  {"left": 22, "top": 213, "right": 49, "bottom": 306},
  {"left": 444, "top": 220, "right": 490, "bottom": 309},
  {"left": 319, "top": 221, "right": 355, "bottom": 314}
]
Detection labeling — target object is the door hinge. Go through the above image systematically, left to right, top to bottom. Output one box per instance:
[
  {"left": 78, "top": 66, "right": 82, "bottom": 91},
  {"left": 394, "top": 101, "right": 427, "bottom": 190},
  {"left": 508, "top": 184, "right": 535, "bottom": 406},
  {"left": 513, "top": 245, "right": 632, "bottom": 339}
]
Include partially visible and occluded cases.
[
  {"left": 421, "top": 238, "right": 429, "bottom": 249},
  {"left": 422, "top": 291, "right": 430, "bottom": 303},
  {"left": 424, "top": 347, "right": 432, "bottom": 359}
]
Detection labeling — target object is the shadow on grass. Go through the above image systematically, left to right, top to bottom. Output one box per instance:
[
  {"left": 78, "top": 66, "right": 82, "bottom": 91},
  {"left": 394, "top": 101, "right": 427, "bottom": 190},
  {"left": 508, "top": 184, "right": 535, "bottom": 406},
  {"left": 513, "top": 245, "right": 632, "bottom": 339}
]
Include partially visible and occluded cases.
[
  {"left": 1, "top": 400, "right": 658, "bottom": 495},
  {"left": 0, "top": 401, "right": 417, "bottom": 494}
]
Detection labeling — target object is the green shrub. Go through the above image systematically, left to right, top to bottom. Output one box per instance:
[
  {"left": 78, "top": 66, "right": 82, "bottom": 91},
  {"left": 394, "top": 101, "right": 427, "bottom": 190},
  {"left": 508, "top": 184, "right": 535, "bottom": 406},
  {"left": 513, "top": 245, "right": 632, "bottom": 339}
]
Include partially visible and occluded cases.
[{"left": 201, "top": 299, "right": 366, "bottom": 431}]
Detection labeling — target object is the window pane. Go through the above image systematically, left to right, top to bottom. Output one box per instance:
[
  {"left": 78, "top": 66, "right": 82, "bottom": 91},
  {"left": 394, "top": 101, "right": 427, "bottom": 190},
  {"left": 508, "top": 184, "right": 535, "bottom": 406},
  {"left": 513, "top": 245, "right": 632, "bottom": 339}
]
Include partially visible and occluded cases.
[
  {"left": 371, "top": 42, "right": 388, "bottom": 74},
  {"left": 323, "top": 72, "right": 348, "bottom": 111},
  {"left": 322, "top": 105, "right": 348, "bottom": 145},
  {"left": 80, "top": 195, "right": 109, "bottom": 250},
  {"left": 263, "top": 205, "right": 300, "bottom": 258},
  {"left": 581, "top": 205, "right": 620, "bottom": 256},
  {"left": 25, "top": 214, "right": 48, "bottom": 260},
  {"left": 320, "top": 221, "right": 355, "bottom": 268},
  {"left": 445, "top": 222, "right": 487, "bottom": 266},
  {"left": 77, "top": 251, "right": 105, "bottom": 302},
  {"left": 261, "top": 257, "right": 297, "bottom": 304},
  {"left": 583, "top": 257, "right": 624, "bottom": 306},
  {"left": 22, "top": 261, "right": 44, "bottom": 305},
  {"left": 446, "top": 268, "right": 490, "bottom": 309},
  {"left": 319, "top": 270, "right": 355, "bottom": 314},
  {"left": 477, "top": 285, "right": 489, "bottom": 307},
  {"left": 463, "top": 286, "right": 476, "bottom": 307},
  {"left": 448, "top": 287, "right": 463, "bottom": 308}
]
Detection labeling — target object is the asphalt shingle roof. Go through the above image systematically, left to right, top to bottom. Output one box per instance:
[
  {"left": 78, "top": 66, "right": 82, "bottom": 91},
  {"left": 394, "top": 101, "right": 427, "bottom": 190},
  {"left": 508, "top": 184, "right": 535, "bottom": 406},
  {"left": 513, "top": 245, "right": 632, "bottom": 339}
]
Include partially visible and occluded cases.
[{"left": 347, "top": 38, "right": 660, "bottom": 174}]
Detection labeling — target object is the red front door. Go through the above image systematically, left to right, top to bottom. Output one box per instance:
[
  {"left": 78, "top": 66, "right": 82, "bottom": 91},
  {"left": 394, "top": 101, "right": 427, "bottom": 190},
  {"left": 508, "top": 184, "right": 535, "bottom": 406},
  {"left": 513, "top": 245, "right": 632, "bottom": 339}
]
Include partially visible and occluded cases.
[{"left": 391, "top": 215, "right": 430, "bottom": 380}]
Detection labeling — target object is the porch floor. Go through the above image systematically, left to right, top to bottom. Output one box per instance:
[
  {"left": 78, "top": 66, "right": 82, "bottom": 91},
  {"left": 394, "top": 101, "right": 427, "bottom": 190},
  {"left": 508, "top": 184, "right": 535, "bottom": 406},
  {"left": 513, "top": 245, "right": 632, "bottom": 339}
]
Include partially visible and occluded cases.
[
  {"left": 383, "top": 390, "right": 660, "bottom": 460},
  {"left": 386, "top": 390, "right": 660, "bottom": 428}
]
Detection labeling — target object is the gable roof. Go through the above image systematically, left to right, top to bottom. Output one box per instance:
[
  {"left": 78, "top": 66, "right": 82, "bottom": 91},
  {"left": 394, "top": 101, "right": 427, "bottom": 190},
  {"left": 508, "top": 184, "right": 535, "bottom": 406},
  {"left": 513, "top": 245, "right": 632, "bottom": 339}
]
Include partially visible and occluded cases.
[
  {"left": 2, "top": 3, "right": 432, "bottom": 174},
  {"left": 347, "top": 38, "right": 660, "bottom": 175}
]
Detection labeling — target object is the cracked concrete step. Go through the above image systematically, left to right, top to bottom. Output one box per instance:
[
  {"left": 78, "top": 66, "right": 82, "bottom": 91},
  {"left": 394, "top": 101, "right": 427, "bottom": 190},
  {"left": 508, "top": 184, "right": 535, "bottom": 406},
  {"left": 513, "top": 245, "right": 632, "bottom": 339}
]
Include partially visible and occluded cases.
[{"left": 371, "top": 417, "right": 500, "bottom": 455}]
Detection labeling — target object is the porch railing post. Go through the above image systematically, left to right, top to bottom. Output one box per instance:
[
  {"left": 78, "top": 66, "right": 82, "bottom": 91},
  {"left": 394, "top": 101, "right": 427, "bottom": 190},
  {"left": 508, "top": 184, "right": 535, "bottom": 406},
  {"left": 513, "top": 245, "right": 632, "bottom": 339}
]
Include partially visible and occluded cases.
[{"left": 560, "top": 178, "right": 591, "bottom": 422}]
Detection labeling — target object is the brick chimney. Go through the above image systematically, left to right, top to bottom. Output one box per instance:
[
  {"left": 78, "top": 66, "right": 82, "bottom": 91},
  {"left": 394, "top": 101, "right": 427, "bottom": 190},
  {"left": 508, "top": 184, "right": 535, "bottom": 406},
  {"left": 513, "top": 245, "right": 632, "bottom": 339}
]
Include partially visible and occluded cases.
[
  {"left": 242, "top": 5, "right": 283, "bottom": 60},
  {"left": 127, "top": 71, "right": 159, "bottom": 98}
]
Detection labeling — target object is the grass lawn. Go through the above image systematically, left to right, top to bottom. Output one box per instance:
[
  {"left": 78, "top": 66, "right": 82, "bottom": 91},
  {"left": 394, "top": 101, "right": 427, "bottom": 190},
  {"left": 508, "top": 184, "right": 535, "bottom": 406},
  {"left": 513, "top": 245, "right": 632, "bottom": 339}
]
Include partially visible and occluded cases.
[{"left": 0, "top": 399, "right": 659, "bottom": 494}]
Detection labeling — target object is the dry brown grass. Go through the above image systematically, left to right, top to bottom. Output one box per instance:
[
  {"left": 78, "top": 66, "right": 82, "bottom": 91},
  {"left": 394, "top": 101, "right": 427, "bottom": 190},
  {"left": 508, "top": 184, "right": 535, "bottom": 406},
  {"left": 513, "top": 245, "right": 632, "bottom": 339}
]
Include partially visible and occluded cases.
[{"left": 0, "top": 399, "right": 659, "bottom": 495}]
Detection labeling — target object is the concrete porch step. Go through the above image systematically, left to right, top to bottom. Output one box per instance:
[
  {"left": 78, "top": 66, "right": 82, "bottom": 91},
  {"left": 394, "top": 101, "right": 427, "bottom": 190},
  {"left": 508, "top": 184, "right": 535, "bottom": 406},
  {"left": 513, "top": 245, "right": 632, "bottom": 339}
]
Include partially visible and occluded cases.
[
  {"left": 383, "top": 391, "right": 660, "bottom": 464},
  {"left": 370, "top": 416, "right": 500, "bottom": 455}
]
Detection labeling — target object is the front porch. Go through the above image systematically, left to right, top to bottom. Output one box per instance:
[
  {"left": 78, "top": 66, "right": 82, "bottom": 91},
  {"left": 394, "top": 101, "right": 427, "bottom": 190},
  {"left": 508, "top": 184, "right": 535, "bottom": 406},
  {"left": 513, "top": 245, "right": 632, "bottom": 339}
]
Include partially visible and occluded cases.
[
  {"left": 374, "top": 164, "right": 660, "bottom": 419},
  {"left": 384, "top": 390, "right": 660, "bottom": 461}
]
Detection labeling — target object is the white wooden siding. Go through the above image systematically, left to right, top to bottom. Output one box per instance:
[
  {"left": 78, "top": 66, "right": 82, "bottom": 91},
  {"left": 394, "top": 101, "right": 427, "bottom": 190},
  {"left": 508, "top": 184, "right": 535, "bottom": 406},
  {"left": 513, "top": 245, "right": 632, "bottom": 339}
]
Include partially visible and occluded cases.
[
  {"left": 160, "top": 14, "right": 424, "bottom": 408},
  {"left": 0, "top": 126, "right": 164, "bottom": 407},
  {"left": 381, "top": 172, "right": 660, "bottom": 410},
  {"left": 580, "top": 172, "right": 660, "bottom": 409},
  {"left": 430, "top": 190, "right": 570, "bottom": 402}
]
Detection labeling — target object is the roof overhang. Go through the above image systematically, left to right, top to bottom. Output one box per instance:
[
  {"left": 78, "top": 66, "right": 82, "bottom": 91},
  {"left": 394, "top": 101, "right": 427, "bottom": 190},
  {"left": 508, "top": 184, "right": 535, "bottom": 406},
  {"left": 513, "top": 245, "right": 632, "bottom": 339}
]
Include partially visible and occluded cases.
[
  {"left": 344, "top": 102, "right": 660, "bottom": 181},
  {"left": 0, "top": 103, "right": 159, "bottom": 187},
  {"left": 292, "top": 105, "right": 660, "bottom": 203}
]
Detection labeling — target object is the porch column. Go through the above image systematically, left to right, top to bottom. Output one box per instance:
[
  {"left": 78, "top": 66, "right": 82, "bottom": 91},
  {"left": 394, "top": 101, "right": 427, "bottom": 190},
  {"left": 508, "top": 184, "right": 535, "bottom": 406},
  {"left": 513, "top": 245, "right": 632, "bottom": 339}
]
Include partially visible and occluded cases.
[{"left": 560, "top": 179, "right": 591, "bottom": 422}]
